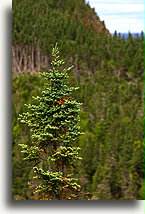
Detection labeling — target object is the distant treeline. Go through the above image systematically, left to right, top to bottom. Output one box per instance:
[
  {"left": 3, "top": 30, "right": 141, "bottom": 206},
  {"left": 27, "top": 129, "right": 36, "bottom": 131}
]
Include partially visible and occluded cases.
[{"left": 111, "top": 31, "right": 144, "bottom": 40}]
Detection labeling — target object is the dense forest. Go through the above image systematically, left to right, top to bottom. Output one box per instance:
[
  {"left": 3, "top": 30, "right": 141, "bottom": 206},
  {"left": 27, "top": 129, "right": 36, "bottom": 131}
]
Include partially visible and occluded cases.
[{"left": 12, "top": 0, "right": 144, "bottom": 200}]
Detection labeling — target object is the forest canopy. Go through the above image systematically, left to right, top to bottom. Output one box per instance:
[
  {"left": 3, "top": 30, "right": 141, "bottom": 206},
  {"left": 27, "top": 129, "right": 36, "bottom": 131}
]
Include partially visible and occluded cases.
[{"left": 12, "top": 0, "right": 144, "bottom": 200}]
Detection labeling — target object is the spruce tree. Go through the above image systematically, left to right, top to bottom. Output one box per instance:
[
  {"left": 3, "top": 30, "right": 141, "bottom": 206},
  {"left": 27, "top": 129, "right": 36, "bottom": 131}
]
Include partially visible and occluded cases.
[{"left": 18, "top": 44, "right": 82, "bottom": 200}]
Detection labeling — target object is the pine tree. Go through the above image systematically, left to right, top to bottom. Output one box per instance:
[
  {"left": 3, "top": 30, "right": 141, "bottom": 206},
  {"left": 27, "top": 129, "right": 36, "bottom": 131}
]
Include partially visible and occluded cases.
[{"left": 18, "top": 44, "right": 83, "bottom": 200}]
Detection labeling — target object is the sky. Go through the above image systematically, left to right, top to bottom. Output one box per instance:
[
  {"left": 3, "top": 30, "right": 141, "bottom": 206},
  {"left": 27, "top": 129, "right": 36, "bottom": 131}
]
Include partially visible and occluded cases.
[{"left": 88, "top": 0, "right": 144, "bottom": 33}]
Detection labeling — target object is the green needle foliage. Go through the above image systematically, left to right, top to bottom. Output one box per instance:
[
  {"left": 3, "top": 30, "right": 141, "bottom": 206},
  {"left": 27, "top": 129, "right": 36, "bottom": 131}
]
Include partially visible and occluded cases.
[{"left": 18, "top": 44, "right": 83, "bottom": 200}]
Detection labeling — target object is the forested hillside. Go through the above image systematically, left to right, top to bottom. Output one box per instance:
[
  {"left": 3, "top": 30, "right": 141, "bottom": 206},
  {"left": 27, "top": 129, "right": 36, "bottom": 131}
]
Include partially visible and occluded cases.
[{"left": 12, "top": 0, "right": 144, "bottom": 200}]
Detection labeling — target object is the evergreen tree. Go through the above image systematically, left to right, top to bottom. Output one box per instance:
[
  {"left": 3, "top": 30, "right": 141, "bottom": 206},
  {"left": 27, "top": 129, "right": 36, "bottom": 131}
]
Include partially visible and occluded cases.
[{"left": 18, "top": 44, "right": 83, "bottom": 200}]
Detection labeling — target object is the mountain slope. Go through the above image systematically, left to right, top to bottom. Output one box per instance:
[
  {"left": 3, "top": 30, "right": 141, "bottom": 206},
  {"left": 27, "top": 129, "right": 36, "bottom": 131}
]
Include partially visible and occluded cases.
[{"left": 12, "top": 0, "right": 110, "bottom": 74}]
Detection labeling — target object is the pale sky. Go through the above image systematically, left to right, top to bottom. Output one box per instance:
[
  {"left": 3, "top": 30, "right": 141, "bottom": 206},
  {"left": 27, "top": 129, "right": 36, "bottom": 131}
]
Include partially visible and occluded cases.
[{"left": 88, "top": 0, "right": 144, "bottom": 33}]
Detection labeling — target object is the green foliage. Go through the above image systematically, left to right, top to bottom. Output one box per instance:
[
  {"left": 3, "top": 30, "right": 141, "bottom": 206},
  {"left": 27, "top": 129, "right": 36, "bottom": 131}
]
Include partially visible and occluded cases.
[
  {"left": 12, "top": 0, "right": 143, "bottom": 200},
  {"left": 12, "top": 0, "right": 110, "bottom": 74},
  {"left": 18, "top": 44, "right": 83, "bottom": 200},
  {"left": 12, "top": 62, "right": 143, "bottom": 200},
  {"left": 12, "top": 73, "right": 44, "bottom": 199},
  {"left": 77, "top": 73, "right": 143, "bottom": 199},
  {"left": 50, "top": 146, "right": 82, "bottom": 164},
  {"left": 33, "top": 168, "right": 81, "bottom": 200}
]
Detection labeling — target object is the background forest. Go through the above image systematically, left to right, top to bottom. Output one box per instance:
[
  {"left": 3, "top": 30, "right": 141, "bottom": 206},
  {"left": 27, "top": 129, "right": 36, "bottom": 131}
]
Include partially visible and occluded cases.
[{"left": 12, "top": 0, "right": 144, "bottom": 200}]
